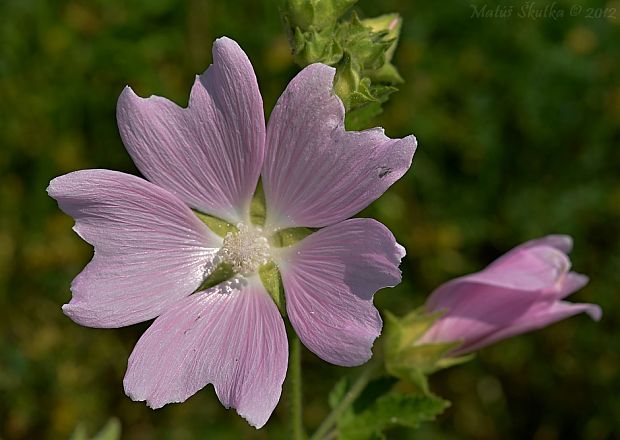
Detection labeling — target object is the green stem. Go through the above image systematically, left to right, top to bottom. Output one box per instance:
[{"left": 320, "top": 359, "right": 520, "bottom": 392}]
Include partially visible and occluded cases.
[
  {"left": 288, "top": 329, "right": 305, "bottom": 440},
  {"left": 310, "top": 358, "right": 380, "bottom": 440}
]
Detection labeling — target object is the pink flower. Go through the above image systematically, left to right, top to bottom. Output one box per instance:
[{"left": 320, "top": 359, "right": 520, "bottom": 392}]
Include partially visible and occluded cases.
[
  {"left": 47, "top": 37, "right": 416, "bottom": 427},
  {"left": 418, "top": 235, "right": 601, "bottom": 356}
]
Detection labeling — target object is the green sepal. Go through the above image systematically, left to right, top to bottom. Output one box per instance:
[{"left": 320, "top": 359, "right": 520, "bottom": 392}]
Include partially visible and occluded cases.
[
  {"left": 284, "top": 0, "right": 358, "bottom": 31},
  {"left": 281, "top": 2, "right": 405, "bottom": 129},
  {"left": 335, "top": 13, "right": 394, "bottom": 71},
  {"left": 360, "top": 13, "right": 402, "bottom": 63},
  {"left": 293, "top": 26, "right": 343, "bottom": 66},
  {"left": 334, "top": 53, "right": 399, "bottom": 126},
  {"left": 367, "top": 61, "right": 403, "bottom": 84},
  {"left": 250, "top": 179, "right": 267, "bottom": 227},
  {"left": 193, "top": 210, "right": 236, "bottom": 238},
  {"left": 270, "top": 227, "right": 316, "bottom": 247},
  {"left": 259, "top": 261, "right": 286, "bottom": 315},
  {"left": 197, "top": 263, "right": 235, "bottom": 292},
  {"left": 384, "top": 308, "right": 443, "bottom": 355},
  {"left": 382, "top": 309, "right": 473, "bottom": 391},
  {"left": 434, "top": 353, "right": 476, "bottom": 370}
]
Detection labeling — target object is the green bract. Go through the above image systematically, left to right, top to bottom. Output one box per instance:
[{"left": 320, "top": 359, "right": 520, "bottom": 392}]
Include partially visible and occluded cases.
[
  {"left": 282, "top": 0, "right": 404, "bottom": 129},
  {"left": 383, "top": 309, "right": 474, "bottom": 393}
]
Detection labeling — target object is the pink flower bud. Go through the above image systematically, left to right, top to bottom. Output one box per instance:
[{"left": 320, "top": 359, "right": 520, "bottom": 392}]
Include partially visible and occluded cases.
[{"left": 418, "top": 235, "right": 601, "bottom": 356}]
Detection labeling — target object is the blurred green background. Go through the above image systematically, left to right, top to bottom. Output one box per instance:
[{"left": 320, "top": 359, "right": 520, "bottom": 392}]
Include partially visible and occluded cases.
[{"left": 1, "top": 0, "right": 618, "bottom": 438}]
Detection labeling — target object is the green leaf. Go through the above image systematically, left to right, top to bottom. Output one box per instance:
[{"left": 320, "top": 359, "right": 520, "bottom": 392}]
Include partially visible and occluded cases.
[
  {"left": 194, "top": 210, "right": 236, "bottom": 238},
  {"left": 259, "top": 261, "right": 286, "bottom": 315},
  {"left": 328, "top": 375, "right": 397, "bottom": 412},
  {"left": 338, "top": 392, "right": 450, "bottom": 440}
]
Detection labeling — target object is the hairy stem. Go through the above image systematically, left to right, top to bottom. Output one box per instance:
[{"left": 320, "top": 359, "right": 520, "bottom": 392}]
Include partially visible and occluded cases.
[
  {"left": 288, "top": 329, "right": 305, "bottom": 440},
  {"left": 310, "top": 358, "right": 380, "bottom": 440}
]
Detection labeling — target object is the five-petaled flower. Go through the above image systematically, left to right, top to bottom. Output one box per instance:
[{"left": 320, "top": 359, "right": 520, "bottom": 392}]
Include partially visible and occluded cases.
[
  {"left": 47, "top": 37, "right": 416, "bottom": 428},
  {"left": 418, "top": 235, "right": 602, "bottom": 356}
]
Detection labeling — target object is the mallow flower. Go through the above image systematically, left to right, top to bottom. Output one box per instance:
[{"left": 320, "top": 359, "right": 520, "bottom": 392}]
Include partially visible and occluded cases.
[
  {"left": 47, "top": 37, "right": 416, "bottom": 427},
  {"left": 417, "top": 235, "right": 602, "bottom": 356}
]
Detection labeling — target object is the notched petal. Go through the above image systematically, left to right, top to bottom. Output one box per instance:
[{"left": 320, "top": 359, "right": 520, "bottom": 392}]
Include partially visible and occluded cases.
[
  {"left": 117, "top": 37, "right": 265, "bottom": 224},
  {"left": 263, "top": 63, "right": 416, "bottom": 229},
  {"left": 277, "top": 218, "right": 405, "bottom": 366},
  {"left": 123, "top": 278, "right": 288, "bottom": 428}
]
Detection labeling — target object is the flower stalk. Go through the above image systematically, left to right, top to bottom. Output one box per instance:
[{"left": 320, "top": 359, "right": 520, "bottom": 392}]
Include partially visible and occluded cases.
[
  {"left": 288, "top": 328, "right": 306, "bottom": 440},
  {"left": 310, "top": 358, "right": 380, "bottom": 440}
]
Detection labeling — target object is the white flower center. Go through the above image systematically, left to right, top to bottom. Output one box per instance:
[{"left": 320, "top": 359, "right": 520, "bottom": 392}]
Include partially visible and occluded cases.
[{"left": 215, "top": 223, "right": 271, "bottom": 275}]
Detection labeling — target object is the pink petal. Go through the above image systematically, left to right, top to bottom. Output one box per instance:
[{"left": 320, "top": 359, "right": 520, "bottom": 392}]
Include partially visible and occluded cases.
[
  {"left": 117, "top": 37, "right": 265, "bottom": 223},
  {"left": 262, "top": 63, "right": 416, "bottom": 230},
  {"left": 47, "top": 170, "right": 220, "bottom": 327},
  {"left": 277, "top": 219, "right": 404, "bottom": 366},
  {"left": 488, "top": 234, "right": 573, "bottom": 269},
  {"left": 515, "top": 234, "right": 573, "bottom": 254},
  {"left": 427, "top": 245, "right": 571, "bottom": 313},
  {"left": 556, "top": 272, "right": 589, "bottom": 299},
  {"left": 123, "top": 277, "right": 287, "bottom": 429},
  {"left": 419, "top": 283, "right": 541, "bottom": 348},
  {"left": 453, "top": 300, "right": 602, "bottom": 356}
]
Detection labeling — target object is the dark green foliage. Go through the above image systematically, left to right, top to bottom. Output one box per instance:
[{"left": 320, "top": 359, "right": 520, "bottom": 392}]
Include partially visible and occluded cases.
[
  {"left": 1, "top": 0, "right": 618, "bottom": 439},
  {"left": 327, "top": 375, "right": 449, "bottom": 439}
]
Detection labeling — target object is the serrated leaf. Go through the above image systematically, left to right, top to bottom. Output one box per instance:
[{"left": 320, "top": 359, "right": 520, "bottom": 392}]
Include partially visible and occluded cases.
[
  {"left": 259, "top": 261, "right": 286, "bottom": 315},
  {"left": 338, "top": 392, "right": 450, "bottom": 440}
]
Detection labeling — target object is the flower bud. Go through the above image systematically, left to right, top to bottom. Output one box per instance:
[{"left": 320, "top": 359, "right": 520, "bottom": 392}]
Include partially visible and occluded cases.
[{"left": 418, "top": 235, "right": 601, "bottom": 356}]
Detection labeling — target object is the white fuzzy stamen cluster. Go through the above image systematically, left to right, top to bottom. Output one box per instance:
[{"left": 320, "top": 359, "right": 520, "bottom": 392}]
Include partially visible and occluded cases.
[{"left": 215, "top": 223, "right": 271, "bottom": 275}]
